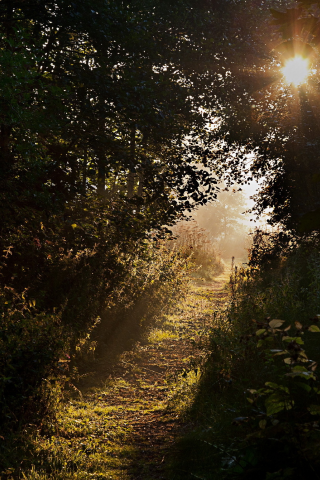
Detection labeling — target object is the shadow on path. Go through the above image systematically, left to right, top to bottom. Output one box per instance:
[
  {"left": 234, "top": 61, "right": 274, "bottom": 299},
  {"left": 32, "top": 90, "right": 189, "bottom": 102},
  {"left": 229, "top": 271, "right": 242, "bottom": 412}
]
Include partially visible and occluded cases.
[{"left": 70, "top": 268, "right": 231, "bottom": 479}]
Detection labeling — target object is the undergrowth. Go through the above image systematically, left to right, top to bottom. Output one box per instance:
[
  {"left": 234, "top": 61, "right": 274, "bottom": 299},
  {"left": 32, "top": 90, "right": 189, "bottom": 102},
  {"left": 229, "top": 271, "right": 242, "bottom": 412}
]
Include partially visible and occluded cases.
[
  {"left": 170, "top": 221, "right": 223, "bottom": 282},
  {"left": 0, "top": 237, "right": 189, "bottom": 476},
  {"left": 170, "top": 241, "right": 320, "bottom": 480}
]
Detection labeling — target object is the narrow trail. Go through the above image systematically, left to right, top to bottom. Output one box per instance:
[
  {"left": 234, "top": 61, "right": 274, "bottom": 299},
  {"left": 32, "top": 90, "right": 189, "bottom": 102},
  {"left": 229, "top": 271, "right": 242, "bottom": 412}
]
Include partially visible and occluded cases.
[{"left": 36, "top": 269, "right": 231, "bottom": 479}]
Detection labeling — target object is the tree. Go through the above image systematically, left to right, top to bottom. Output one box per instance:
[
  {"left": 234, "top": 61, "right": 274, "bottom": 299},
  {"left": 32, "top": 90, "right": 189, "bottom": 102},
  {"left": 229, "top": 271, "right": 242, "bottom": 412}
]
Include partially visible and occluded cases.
[
  {"left": 0, "top": 0, "right": 228, "bottom": 228},
  {"left": 1, "top": 0, "right": 270, "bottom": 336},
  {"left": 204, "top": 0, "right": 320, "bottom": 236}
]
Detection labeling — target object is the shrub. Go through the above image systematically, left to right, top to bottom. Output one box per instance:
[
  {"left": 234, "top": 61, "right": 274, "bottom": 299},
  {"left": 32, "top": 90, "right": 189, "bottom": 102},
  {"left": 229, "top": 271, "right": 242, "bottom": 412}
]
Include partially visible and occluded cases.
[
  {"left": 0, "top": 222, "right": 189, "bottom": 436},
  {"left": 170, "top": 237, "right": 320, "bottom": 480},
  {"left": 217, "top": 243, "right": 320, "bottom": 478}
]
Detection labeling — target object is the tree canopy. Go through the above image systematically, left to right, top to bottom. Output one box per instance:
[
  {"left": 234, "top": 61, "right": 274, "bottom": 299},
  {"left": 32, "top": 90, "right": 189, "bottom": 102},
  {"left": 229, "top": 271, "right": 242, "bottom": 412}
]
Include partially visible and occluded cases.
[{"left": 208, "top": 0, "right": 320, "bottom": 236}]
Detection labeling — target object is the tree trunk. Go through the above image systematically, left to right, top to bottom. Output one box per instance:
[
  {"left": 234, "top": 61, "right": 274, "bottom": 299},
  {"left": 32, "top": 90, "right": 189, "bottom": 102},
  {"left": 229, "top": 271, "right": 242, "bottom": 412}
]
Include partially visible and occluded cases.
[
  {"left": 97, "top": 113, "right": 106, "bottom": 197},
  {"left": 97, "top": 159, "right": 106, "bottom": 196}
]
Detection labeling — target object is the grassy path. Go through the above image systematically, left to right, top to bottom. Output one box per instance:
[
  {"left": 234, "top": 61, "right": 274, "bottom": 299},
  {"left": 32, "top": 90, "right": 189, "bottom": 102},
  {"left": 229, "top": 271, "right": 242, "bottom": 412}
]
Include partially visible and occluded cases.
[{"left": 29, "top": 271, "right": 230, "bottom": 480}]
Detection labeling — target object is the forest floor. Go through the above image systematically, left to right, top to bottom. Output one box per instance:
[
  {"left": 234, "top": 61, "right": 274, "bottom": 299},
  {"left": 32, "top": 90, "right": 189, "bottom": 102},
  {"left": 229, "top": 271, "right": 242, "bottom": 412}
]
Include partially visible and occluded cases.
[{"left": 30, "top": 268, "right": 230, "bottom": 480}]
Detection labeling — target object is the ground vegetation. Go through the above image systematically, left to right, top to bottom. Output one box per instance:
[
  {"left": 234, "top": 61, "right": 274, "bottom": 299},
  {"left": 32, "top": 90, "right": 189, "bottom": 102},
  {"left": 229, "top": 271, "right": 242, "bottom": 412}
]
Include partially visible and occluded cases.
[
  {"left": 3, "top": 0, "right": 320, "bottom": 478},
  {"left": 171, "top": 239, "right": 320, "bottom": 480}
]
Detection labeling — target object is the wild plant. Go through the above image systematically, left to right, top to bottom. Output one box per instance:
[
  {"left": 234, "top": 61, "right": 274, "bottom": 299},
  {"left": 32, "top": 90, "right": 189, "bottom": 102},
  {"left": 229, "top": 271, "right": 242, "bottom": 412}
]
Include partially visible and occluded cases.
[
  {"left": 170, "top": 221, "right": 223, "bottom": 281},
  {"left": 218, "top": 243, "right": 320, "bottom": 478}
]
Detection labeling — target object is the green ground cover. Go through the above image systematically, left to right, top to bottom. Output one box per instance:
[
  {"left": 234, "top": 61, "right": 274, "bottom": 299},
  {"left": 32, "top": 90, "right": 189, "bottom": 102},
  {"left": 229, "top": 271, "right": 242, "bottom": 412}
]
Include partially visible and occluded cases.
[{"left": 12, "top": 272, "right": 229, "bottom": 480}]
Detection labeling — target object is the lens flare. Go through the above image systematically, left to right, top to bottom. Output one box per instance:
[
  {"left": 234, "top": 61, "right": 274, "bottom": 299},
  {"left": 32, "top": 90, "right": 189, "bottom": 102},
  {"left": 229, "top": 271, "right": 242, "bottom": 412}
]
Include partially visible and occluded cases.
[{"left": 282, "top": 56, "right": 310, "bottom": 86}]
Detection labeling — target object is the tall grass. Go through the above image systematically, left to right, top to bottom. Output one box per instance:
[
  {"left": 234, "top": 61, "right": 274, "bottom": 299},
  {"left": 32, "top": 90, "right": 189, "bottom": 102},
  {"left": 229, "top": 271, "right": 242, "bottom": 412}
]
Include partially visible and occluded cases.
[
  {"left": 170, "top": 221, "right": 223, "bottom": 281},
  {"left": 170, "top": 240, "right": 320, "bottom": 480}
]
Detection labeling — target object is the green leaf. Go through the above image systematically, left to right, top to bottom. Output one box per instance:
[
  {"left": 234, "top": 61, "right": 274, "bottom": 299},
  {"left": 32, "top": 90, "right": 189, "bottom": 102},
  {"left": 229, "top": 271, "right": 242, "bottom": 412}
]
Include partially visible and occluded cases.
[
  {"left": 269, "top": 319, "right": 284, "bottom": 329},
  {"left": 308, "top": 325, "right": 320, "bottom": 332},
  {"left": 256, "top": 328, "right": 266, "bottom": 336},
  {"left": 283, "top": 336, "right": 304, "bottom": 345},
  {"left": 292, "top": 366, "right": 308, "bottom": 372},
  {"left": 286, "top": 371, "right": 316, "bottom": 380},
  {"left": 265, "top": 381, "right": 280, "bottom": 389},
  {"left": 265, "top": 382, "right": 289, "bottom": 393},
  {"left": 295, "top": 382, "right": 311, "bottom": 393},
  {"left": 265, "top": 393, "right": 293, "bottom": 416},
  {"left": 309, "top": 405, "right": 320, "bottom": 415},
  {"left": 259, "top": 419, "right": 267, "bottom": 429}
]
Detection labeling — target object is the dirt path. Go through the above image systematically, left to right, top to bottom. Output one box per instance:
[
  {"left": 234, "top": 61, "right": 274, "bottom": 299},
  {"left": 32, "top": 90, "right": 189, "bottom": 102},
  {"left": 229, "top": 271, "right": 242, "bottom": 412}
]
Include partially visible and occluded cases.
[{"left": 32, "top": 270, "right": 230, "bottom": 480}]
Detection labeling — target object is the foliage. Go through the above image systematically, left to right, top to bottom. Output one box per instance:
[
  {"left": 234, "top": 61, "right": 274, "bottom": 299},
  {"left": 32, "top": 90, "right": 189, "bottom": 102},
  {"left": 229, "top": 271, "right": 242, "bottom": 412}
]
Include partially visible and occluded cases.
[
  {"left": 0, "top": 0, "right": 233, "bottom": 442},
  {"left": 0, "top": 0, "right": 259, "bottom": 434},
  {"left": 3, "top": 0, "right": 320, "bottom": 476},
  {"left": 208, "top": 0, "right": 320, "bottom": 236},
  {"left": 170, "top": 221, "right": 223, "bottom": 281},
  {"left": 0, "top": 238, "right": 189, "bottom": 473},
  {"left": 170, "top": 242, "right": 320, "bottom": 480},
  {"left": 1, "top": 245, "right": 191, "bottom": 479}
]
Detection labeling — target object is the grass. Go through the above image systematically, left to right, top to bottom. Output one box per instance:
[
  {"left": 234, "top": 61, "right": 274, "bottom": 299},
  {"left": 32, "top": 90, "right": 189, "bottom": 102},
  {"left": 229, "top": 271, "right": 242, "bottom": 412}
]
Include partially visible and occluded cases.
[
  {"left": 170, "top": 221, "right": 224, "bottom": 282},
  {"left": 0, "top": 235, "right": 229, "bottom": 480},
  {"left": 13, "top": 238, "right": 320, "bottom": 480},
  {"left": 169, "top": 245, "right": 320, "bottom": 480},
  {"left": 10, "top": 266, "right": 227, "bottom": 480}
]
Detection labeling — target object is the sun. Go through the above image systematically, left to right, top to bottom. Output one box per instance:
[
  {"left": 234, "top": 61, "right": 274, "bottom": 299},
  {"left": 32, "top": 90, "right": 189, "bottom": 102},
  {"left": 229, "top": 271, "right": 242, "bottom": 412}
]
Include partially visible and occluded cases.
[{"left": 282, "top": 56, "right": 310, "bottom": 86}]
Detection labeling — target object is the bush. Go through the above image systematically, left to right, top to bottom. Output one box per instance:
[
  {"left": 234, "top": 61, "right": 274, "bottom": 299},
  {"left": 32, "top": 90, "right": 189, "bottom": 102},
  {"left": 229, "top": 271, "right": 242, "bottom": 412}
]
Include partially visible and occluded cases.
[
  {"left": 0, "top": 220, "right": 189, "bottom": 434},
  {"left": 170, "top": 237, "right": 320, "bottom": 480},
  {"left": 217, "top": 243, "right": 320, "bottom": 478},
  {"left": 0, "top": 293, "right": 65, "bottom": 430}
]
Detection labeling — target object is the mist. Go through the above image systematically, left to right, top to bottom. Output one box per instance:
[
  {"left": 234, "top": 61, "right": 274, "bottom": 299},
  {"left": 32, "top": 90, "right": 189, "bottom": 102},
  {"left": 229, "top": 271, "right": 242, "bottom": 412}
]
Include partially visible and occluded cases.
[{"left": 177, "top": 181, "right": 264, "bottom": 264}]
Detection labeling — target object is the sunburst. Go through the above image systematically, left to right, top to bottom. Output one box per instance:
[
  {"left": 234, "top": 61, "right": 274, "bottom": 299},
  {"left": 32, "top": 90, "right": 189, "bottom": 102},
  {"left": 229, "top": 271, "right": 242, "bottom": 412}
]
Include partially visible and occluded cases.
[{"left": 282, "top": 56, "right": 310, "bottom": 86}]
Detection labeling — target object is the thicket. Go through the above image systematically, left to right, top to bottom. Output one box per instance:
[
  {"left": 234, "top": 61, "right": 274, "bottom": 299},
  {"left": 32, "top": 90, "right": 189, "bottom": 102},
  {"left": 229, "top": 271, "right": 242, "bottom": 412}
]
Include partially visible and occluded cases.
[
  {"left": 0, "top": 0, "right": 225, "bottom": 443},
  {"left": 0, "top": 0, "right": 293, "bottom": 442},
  {"left": 3, "top": 0, "right": 320, "bottom": 476},
  {"left": 171, "top": 233, "right": 320, "bottom": 480}
]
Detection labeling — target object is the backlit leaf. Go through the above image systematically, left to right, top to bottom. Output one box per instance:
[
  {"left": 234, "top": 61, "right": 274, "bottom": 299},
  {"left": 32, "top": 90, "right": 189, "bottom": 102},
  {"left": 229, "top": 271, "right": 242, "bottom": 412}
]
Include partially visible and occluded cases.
[
  {"left": 269, "top": 319, "right": 284, "bottom": 329},
  {"left": 309, "top": 325, "right": 320, "bottom": 332},
  {"left": 256, "top": 328, "right": 266, "bottom": 336},
  {"left": 283, "top": 336, "right": 304, "bottom": 345},
  {"left": 284, "top": 357, "right": 293, "bottom": 364},
  {"left": 265, "top": 393, "right": 291, "bottom": 416},
  {"left": 309, "top": 405, "right": 320, "bottom": 415},
  {"left": 259, "top": 419, "right": 267, "bottom": 429}
]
